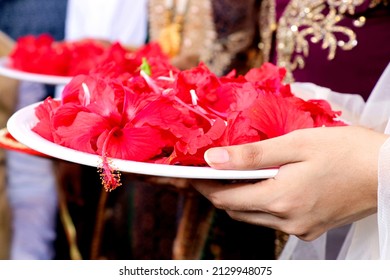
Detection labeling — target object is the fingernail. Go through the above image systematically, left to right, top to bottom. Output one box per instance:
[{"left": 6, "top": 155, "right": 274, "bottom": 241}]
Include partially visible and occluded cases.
[{"left": 205, "top": 148, "right": 230, "bottom": 164}]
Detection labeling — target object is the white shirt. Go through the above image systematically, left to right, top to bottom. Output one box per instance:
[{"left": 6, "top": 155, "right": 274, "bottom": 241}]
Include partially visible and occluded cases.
[{"left": 55, "top": 0, "right": 148, "bottom": 98}]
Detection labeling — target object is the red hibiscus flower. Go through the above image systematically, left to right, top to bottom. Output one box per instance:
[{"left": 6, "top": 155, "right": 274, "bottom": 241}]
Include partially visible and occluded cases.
[
  {"left": 9, "top": 34, "right": 174, "bottom": 79},
  {"left": 10, "top": 34, "right": 71, "bottom": 75},
  {"left": 66, "top": 39, "right": 108, "bottom": 76},
  {"left": 30, "top": 56, "right": 345, "bottom": 191},
  {"left": 243, "top": 92, "right": 314, "bottom": 138},
  {"left": 31, "top": 97, "right": 61, "bottom": 142},
  {"left": 292, "top": 98, "right": 345, "bottom": 127}
]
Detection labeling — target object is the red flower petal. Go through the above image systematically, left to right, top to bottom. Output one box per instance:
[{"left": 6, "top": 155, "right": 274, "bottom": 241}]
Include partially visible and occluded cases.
[
  {"left": 10, "top": 34, "right": 71, "bottom": 75},
  {"left": 66, "top": 39, "right": 107, "bottom": 75},
  {"left": 245, "top": 62, "right": 286, "bottom": 84},
  {"left": 244, "top": 93, "right": 314, "bottom": 138},
  {"left": 32, "top": 97, "right": 61, "bottom": 142},
  {"left": 293, "top": 98, "right": 345, "bottom": 127},
  {"left": 55, "top": 111, "right": 112, "bottom": 153},
  {"left": 223, "top": 112, "right": 262, "bottom": 145},
  {"left": 175, "top": 117, "right": 226, "bottom": 156},
  {"left": 96, "top": 124, "right": 165, "bottom": 161}
]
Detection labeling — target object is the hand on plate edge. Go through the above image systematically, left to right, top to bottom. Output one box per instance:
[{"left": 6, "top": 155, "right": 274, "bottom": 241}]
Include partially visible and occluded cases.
[{"left": 191, "top": 125, "right": 388, "bottom": 241}]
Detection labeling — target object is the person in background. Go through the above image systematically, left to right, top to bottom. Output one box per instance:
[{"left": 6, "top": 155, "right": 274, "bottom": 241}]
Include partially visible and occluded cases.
[
  {"left": 0, "top": 0, "right": 67, "bottom": 259},
  {"left": 192, "top": 0, "right": 390, "bottom": 259},
  {"left": 0, "top": 30, "right": 17, "bottom": 260},
  {"left": 192, "top": 67, "right": 390, "bottom": 259}
]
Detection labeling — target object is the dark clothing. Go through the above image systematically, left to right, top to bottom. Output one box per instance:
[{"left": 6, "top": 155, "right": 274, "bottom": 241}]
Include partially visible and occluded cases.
[
  {"left": 0, "top": 0, "right": 67, "bottom": 40},
  {"left": 0, "top": 0, "right": 68, "bottom": 98},
  {"left": 275, "top": 0, "right": 390, "bottom": 100}
]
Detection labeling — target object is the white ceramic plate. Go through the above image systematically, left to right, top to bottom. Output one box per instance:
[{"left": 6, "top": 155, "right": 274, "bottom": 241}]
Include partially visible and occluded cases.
[
  {"left": 0, "top": 57, "right": 72, "bottom": 85},
  {"left": 7, "top": 101, "right": 279, "bottom": 179}
]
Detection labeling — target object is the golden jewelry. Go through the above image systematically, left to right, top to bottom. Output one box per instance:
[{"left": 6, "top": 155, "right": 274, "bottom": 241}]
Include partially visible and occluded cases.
[
  {"left": 158, "top": 0, "right": 189, "bottom": 57},
  {"left": 259, "top": 0, "right": 385, "bottom": 83}
]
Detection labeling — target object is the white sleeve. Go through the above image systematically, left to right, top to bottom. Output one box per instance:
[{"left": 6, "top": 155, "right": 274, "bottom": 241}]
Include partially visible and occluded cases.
[
  {"left": 65, "top": 0, "right": 148, "bottom": 46},
  {"left": 281, "top": 63, "right": 390, "bottom": 260},
  {"left": 339, "top": 63, "right": 390, "bottom": 260},
  {"left": 364, "top": 63, "right": 390, "bottom": 259},
  {"left": 378, "top": 124, "right": 390, "bottom": 259}
]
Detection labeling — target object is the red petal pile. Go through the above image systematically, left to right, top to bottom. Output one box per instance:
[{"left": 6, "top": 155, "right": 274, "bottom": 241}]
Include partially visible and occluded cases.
[
  {"left": 9, "top": 34, "right": 168, "bottom": 77},
  {"left": 12, "top": 35, "right": 345, "bottom": 191}
]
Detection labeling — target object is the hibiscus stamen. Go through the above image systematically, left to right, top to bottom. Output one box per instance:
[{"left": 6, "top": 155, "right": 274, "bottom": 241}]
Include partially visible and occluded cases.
[
  {"left": 140, "top": 70, "right": 162, "bottom": 94},
  {"left": 157, "top": 76, "right": 175, "bottom": 82},
  {"left": 82, "top": 82, "right": 91, "bottom": 106},
  {"left": 121, "top": 85, "right": 129, "bottom": 116},
  {"left": 162, "top": 88, "right": 173, "bottom": 96},
  {"left": 190, "top": 89, "right": 198, "bottom": 106},
  {"left": 173, "top": 95, "right": 215, "bottom": 126},
  {"left": 205, "top": 105, "right": 228, "bottom": 119},
  {"left": 97, "top": 127, "right": 122, "bottom": 191},
  {"left": 98, "top": 156, "right": 122, "bottom": 192}
]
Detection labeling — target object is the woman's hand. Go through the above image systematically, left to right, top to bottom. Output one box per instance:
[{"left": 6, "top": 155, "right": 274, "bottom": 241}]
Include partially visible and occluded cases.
[{"left": 191, "top": 126, "right": 389, "bottom": 241}]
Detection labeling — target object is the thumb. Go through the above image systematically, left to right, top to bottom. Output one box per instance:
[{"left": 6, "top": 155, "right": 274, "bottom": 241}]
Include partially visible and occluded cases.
[{"left": 204, "top": 132, "right": 302, "bottom": 170}]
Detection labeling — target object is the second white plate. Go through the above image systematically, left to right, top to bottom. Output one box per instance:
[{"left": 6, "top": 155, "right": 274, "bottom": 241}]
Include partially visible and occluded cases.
[{"left": 0, "top": 57, "right": 72, "bottom": 85}]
